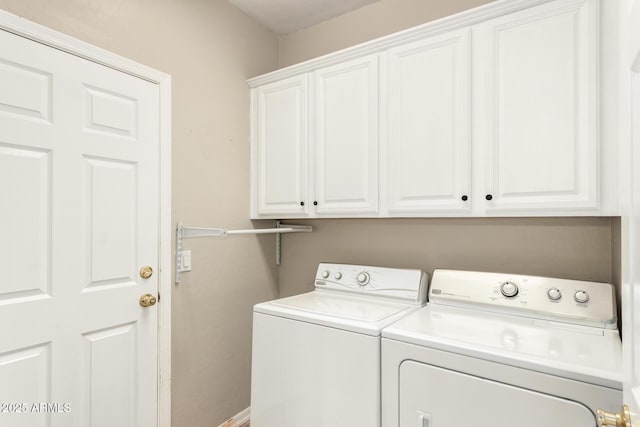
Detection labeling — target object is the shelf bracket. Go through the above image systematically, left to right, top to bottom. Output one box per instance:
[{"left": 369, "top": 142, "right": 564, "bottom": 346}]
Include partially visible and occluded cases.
[{"left": 175, "top": 221, "right": 312, "bottom": 284}]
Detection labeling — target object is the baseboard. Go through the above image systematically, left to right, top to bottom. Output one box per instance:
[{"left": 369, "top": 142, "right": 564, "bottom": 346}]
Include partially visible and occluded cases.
[{"left": 218, "top": 407, "right": 250, "bottom": 427}]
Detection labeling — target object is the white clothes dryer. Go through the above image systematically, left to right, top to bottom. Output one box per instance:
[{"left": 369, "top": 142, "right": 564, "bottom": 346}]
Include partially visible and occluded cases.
[
  {"left": 251, "top": 263, "right": 428, "bottom": 427},
  {"left": 382, "top": 269, "right": 622, "bottom": 427}
]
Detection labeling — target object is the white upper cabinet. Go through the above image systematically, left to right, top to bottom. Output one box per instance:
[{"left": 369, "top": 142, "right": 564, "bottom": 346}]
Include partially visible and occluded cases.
[
  {"left": 248, "top": 0, "right": 617, "bottom": 218},
  {"left": 474, "top": 0, "right": 599, "bottom": 213},
  {"left": 382, "top": 29, "right": 471, "bottom": 215},
  {"left": 313, "top": 55, "right": 379, "bottom": 215},
  {"left": 252, "top": 75, "right": 308, "bottom": 217}
]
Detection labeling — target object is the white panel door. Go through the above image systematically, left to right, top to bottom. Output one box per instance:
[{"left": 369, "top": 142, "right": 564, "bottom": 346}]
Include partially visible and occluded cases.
[
  {"left": 475, "top": 0, "right": 598, "bottom": 212},
  {"left": 624, "top": 0, "right": 640, "bottom": 421},
  {"left": 0, "top": 29, "right": 159, "bottom": 427},
  {"left": 384, "top": 29, "right": 471, "bottom": 214},
  {"left": 313, "top": 54, "right": 379, "bottom": 215},
  {"left": 253, "top": 75, "right": 308, "bottom": 217}
]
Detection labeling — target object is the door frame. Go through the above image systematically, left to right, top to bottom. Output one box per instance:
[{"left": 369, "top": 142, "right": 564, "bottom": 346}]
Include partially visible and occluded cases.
[
  {"left": 620, "top": 0, "right": 640, "bottom": 419},
  {"left": 0, "top": 9, "right": 172, "bottom": 427}
]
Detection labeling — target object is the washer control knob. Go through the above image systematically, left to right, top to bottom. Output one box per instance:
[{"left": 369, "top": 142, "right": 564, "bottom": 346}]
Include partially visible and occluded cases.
[
  {"left": 321, "top": 270, "right": 330, "bottom": 279},
  {"left": 334, "top": 272, "right": 342, "bottom": 280},
  {"left": 356, "top": 272, "right": 370, "bottom": 286},
  {"left": 500, "top": 281, "right": 519, "bottom": 297},
  {"left": 547, "top": 288, "right": 562, "bottom": 301},
  {"left": 574, "top": 290, "right": 590, "bottom": 304}
]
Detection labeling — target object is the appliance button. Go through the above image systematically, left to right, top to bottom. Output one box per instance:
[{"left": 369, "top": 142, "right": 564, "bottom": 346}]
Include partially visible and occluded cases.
[
  {"left": 321, "top": 270, "right": 330, "bottom": 279},
  {"left": 334, "top": 272, "right": 342, "bottom": 280},
  {"left": 356, "top": 272, "right": 370, "bottom": 286},
  {"left": 500, "top": 281, "right": 519, "bottom": 297},
  {"left": 547, "top": 288, "right": 562, "bottom": 301},
  {"left": 574, "top": 290, "right": 589, "bottom": 304}
]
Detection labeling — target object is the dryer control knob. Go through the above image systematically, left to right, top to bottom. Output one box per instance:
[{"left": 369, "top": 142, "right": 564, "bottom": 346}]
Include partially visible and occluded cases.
[
  {"left": 321, "top": 270, "right": 330, "bottom": 279},
  {"left": 334, "top": 272, "right": 342, "bottom": 280},
  {"left": 356, "top": 272, "right": 370, "bottom": 286},
  {"left": 500, "top": 281, "right": 519, "bottom": 297},
  {"left": 547, "top": 288, "right": 562, "bottom": 301},
  {"left": 574, "top": 290, "right": 590, "bottom": 304}
]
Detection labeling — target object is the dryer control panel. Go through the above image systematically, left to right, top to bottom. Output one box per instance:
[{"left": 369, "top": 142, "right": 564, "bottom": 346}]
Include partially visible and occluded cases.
[
  {"left": 314, "top": 263, "right": 428, "bottom": 305},
  {"left": 428, "top": 269, "right": 617, "bottom": 329}
]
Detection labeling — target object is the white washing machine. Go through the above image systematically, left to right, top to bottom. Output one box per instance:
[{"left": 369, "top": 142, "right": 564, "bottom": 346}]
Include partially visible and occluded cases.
[
  {"left": 251, "top": 263, "right": 429, "bottom": 427},
  {"left": 381, "top": 269, "right": 622, "bottom": 427}
]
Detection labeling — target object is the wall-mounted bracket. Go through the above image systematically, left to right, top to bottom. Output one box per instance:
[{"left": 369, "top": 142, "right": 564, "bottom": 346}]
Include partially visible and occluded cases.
[{"left": 175, "top": 221, "right": 312, "bottom": 284}]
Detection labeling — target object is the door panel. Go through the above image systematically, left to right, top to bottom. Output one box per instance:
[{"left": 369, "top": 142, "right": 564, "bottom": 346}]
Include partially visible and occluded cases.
[
  {"left": 476, "top": 0, "right": 598, "bottom": 211},
  {"left": 0, "top": 28, "right": 159, "bottom": 427},
  {"left": 385, "top": 29, "right": 471, "bottom": 213},
  {"left": 314, "top": 55, "right": 379, "bottom": 214},
  {"left": 0, "top": 58, "right": 51, "bottom": 121},
  {"left": 254, "top": 74, "right": 308, "bottom": 216},
  {"left": 84, "top": 85, "right": 138, "bottom": 138},
  {"left": 0, "top": 145, "right": 50, "bottom": 299},
  {"left": 83, "top": 158, "right": 137, "bottom": 286},
  {"left": 82, "top": 324, "right": 137, "bottom": 427},
  {"left": 0, "top": 344, "right": 51, "bottom": 427},
  {"left": 399, "top": 360, "right": 595, "bottom": 427}
]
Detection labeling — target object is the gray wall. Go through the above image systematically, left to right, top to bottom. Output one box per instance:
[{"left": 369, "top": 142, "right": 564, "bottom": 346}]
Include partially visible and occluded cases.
[
  {"left": 0, "top": 0, "right": 279, "bottom": 425},
  {"left": 278, "top": 0, "right": 494, "bottom": 66},
  {"left": 279, "top": 218, "right": 616, "bottom": 297}
]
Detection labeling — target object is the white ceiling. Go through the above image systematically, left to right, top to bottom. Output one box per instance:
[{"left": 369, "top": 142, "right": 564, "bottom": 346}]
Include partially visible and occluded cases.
[{"left": 227, "top": 0, "right": 381, "bottom": 35}]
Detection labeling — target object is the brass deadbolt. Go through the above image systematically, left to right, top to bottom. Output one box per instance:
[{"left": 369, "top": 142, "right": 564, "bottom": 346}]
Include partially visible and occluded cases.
[
  {"left": 140, "top": 266, "right": 153, "bottom": 279},
  {"left": 139, "top": 294, "right": 157, "bottom": 308},
  {"left": 598, "top": 405, "right": 632, "bottom": 427}
]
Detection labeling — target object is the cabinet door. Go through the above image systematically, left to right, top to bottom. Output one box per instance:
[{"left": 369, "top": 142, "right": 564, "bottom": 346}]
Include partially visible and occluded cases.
[
  {"left": 475, "top": 0, "right": 598, "bottom": 212},
  {"left": 384, "top": 29, "right": 471, "bottom": 214},
  {"left": 313, "top": 55, "right": 379, "bottom": 215},
  {"left": 252, "top": 75, "right": 308, "bottom": 217}
]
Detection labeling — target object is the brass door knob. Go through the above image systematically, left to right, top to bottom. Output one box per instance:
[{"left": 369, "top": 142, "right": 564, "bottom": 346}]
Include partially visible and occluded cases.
[
  {"left": 140, "top": 266, "right": 153, "bottom": 279},
  {"left": 139, "top": 294, "right": 157, "bottom": 307},
  {"left": 598, "top": 405, "right": 632, "bottom": 427}
]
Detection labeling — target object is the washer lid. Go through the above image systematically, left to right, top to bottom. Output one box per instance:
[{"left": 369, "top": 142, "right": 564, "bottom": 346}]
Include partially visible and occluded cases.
[
  {"left": 254, "top": 290, "right": 419, "bottom": 336},
  {"left": 382, "top": 304, "right": 622, "bottom": 389}
]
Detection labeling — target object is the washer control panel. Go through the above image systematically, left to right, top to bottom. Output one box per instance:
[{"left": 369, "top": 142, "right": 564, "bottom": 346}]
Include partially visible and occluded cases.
[
  {"left": 314, "top": 263, "right": 428, "bottom": 305},
  {"left": 428, "top": 269, "right": 617, "bottom": 329}
]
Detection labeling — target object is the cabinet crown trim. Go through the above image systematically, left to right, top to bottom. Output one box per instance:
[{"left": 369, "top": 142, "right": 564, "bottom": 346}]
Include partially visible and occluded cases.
[{"left": 248, "top": 0, "right": 560, "bottom": 87}]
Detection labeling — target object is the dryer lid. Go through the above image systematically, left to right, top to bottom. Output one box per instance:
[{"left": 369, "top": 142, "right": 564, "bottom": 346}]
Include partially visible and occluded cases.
[{"left": 382, "top": 304, "right": 623, "bottom": 389}]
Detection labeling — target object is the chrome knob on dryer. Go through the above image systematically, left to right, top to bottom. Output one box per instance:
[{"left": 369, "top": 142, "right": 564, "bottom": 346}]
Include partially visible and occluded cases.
[
  {"left": 356, "top": 272, "right": 370, "bottom": 286},
  {"left": 500, "top": 281, "right": 519, "bottom": 297},
  {"left": 547, "top": 288, "right": 562, "bottom": 301}
]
